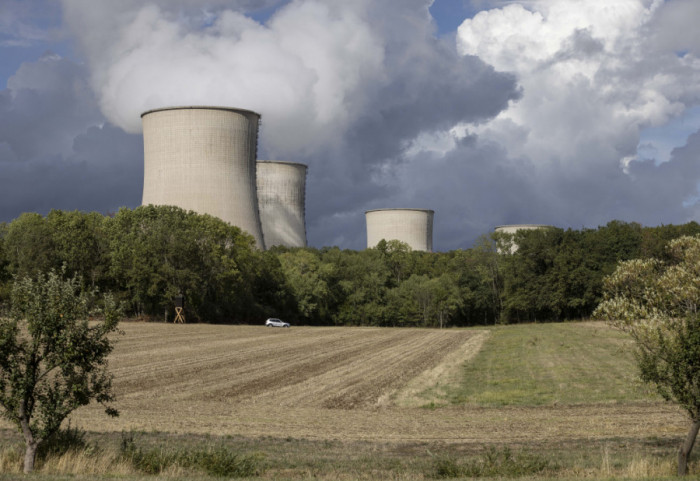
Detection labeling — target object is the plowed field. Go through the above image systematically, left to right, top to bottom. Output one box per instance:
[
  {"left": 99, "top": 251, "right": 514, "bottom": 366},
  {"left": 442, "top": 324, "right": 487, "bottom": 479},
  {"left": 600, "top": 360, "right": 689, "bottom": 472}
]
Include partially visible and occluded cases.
[
  {"left": 2, "top": 323, "right": 686, "bottom": 446},
  {"left": 99, "top": 324, "right": 477, "bottom": 410}
]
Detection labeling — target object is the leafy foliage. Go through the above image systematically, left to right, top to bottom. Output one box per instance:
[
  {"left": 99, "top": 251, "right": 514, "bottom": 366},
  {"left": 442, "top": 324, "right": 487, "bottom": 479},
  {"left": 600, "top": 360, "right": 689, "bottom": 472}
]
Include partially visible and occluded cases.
[
  {"left": 0, "top": 208, "right": 698, "bottom": 326},
  {"left": 594, "top": 235, "right": 700, "bottom": 475},
  {"left": 595, "top": 236, "right": 700, "bottom": 416},
  {"left": 0, "top": 269, "right": 120, "bottom": 472}
]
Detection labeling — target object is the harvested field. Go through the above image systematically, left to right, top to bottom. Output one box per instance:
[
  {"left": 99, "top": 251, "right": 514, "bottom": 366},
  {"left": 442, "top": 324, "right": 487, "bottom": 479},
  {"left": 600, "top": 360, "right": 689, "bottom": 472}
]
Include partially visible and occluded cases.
[
  {"left": 0, "top": 323, "right": 688, "bottom": 449},
  {"left": 103, "top": 324, "right": 475, "bottom": 409}
]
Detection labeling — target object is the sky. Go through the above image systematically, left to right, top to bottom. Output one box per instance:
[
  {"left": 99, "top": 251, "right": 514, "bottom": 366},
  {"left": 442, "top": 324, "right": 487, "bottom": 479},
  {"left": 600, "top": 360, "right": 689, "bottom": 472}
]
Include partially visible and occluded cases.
[{"left": 1, "top": 0, "right": 700, "bottom": 251}]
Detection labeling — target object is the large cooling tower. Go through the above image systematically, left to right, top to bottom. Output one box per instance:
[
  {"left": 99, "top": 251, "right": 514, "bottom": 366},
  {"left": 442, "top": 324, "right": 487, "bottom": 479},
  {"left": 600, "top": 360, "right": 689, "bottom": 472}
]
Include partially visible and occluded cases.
[
  {"left": 141, "top": 106, "right": 265, "bottom": 249},
  {"left": 256, "top": 161, "right": 308, "bottom": 248},
  {"left": 366, "top": 209, "right": 434, "bottom": 252},
  {"left": 494, "top": 224, "right": 553, "bottom": 253}
]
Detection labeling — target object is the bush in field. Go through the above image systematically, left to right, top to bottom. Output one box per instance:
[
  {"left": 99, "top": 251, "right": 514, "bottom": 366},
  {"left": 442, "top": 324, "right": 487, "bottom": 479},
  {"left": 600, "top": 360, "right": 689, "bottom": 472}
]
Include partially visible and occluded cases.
[
  {"left": 595, "top": 235, "right": 700, "bottom": 475},
  {"left": 36, "top": 423, "right": 88, "bottom": 459}
]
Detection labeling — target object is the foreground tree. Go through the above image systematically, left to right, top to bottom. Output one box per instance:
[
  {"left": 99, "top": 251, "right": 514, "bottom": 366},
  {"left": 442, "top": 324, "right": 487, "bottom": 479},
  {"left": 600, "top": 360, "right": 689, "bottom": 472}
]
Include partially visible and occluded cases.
[
  {"left": 594, "top": 235, "right": 700, "bottom": 475},
  {"left": 0, "top": 271, "right": 120, "bottom": 473}
]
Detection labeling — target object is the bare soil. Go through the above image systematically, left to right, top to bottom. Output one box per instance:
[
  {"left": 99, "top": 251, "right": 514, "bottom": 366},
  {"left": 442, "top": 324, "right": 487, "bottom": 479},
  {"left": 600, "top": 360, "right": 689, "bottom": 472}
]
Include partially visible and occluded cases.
[{"left": 0, "top": 324, "right": 688, "bottom": 446}]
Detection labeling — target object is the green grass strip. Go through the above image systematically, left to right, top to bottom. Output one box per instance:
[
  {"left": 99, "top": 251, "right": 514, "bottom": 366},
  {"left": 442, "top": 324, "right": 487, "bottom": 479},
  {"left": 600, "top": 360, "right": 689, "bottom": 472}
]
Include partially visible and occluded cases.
[{"left": 449, "top": 322, "right": 659, "bottom": 406}]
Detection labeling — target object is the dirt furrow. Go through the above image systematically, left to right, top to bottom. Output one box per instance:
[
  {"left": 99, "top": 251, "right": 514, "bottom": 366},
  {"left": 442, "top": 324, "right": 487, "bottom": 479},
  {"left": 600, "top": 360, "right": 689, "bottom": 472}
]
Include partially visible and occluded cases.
[
  {"left": 111, "top": 327, "right": 360, "bottom": 396},
  {"left": 196, "top": 329, "right": 419, "bottom": 402},
  {"left": 247, "top": 330, "right": 475, "bottom": 408},
  {"left": 319, "top": 330, "right": 473, "bottom": 409}
]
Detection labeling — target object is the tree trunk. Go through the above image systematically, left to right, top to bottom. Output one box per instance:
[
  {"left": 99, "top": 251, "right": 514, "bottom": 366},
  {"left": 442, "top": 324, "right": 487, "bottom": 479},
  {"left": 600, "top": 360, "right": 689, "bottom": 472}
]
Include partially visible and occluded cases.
[
  {"left": 19, "top": 405, "right": 38, "bottom": 473},
  {"left": 678, "top": 419, "right": 700, "bottom": 475},
  {"left": 23, "top": 441, "right": 38, "bottom": 474}
]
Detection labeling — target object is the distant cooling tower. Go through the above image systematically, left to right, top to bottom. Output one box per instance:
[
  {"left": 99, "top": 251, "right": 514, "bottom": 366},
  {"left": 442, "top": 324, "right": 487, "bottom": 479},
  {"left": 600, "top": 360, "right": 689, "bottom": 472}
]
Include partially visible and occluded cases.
[
  {"left": 141, "top": 106, "right": 265, "bottom": 249},
  {"left": 256, "top": 161, "right": 308, "bottom": 248},
  {"left": 366, "top": 209, "right": 434, "bottom": 252},
  {"left": 494, "top": 224, "right": 553, "bottom": 253},
  {"left": 494, "top": 224, "right": 552, "bottom": 236}
]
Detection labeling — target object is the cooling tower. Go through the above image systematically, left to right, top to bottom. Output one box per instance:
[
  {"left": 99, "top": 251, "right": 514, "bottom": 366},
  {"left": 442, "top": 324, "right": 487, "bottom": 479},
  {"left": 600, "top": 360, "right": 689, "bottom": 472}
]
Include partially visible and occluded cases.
[
  {"left": 141, "top": 106, "right": 265, "bottom": 249},
  {"left": 256, "top": 161, "right": 308, "bottom": 248},
  {"left": 366, "top": 209, "right": 434, "bottom": 252},
  {"left": 494, "top": 224, "right": 553, "bottom": 253},
  {"left": 494, "top": 224, "right": 552, "bottom": 236}
]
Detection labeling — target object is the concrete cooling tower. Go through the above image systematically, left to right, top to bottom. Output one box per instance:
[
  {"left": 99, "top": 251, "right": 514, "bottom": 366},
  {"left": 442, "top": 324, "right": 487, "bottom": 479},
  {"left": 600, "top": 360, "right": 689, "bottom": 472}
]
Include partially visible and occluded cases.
[
  {"left": 141, "top": 106, "right": 265, "bottom": 249},
  {"left": 256, "top": 161, "right": 308, "bottom": 248},
  {"left": 366, "top": 209, "right": 434, "bottom": 252},
  {"left": 494, "top": 224, "right": 553, "bottom": 253}
]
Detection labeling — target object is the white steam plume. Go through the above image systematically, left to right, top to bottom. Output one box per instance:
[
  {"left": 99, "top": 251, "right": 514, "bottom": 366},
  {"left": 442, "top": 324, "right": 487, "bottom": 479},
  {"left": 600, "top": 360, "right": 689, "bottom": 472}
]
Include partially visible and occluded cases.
[{"left": 61, "top": 0, "right": 385, "bottom": 156}]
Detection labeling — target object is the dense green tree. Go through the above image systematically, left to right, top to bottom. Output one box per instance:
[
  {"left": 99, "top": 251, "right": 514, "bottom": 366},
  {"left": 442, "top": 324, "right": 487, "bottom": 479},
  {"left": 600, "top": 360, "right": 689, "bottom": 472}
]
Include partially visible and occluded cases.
[
  {"left": 106, "top": 205, "right": 264, "bottom": 322},
  {"left": 45, "top": 210, "right": 109, "bottom": 288},
  {"left": 3, "top": 213, "right": 58, "bottom": 279},
  {"left": 640, "top": 222, "right": 700, "bottom": 261},
  {"left": 499, "top": 228, "right": 562, "bottom": 322},
  {"left": 548, "top": 229, "right": 600, "bottom": 319},
  {"left": 595, "top": 235, "right": 700, "bottom": 475},
  {"left": 464, "top": 237, "right": 503, "bottom": 324},
  {"left": 375, "top": 239, "right": 414, "bottom": 285},
  {"left": 277, "top": 249, "right": 334, "bottom": 323},
  {"left": 333, "top": 249, "right": 390, "bottom": 326},
  {"left": 250, "top": 250, "right": 296, "bottom": 321},
  {"left": 0, "top": 270, "right": 120, "bottom": 473},
  {"left": 384, "top": 273, "right": 462, "bottom": 328},
  {"left": 386, "top": 274, "right": 430, "bottom": 326},
  {"left": 429, "top": 274, "right": 463, "bottom": 328}
]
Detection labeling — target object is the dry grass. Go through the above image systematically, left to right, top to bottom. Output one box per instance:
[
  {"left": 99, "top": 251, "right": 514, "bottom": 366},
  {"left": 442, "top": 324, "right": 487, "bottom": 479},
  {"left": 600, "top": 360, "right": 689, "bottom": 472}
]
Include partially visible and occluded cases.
[
  {"left": 0, "top": 436, "right": 689, "bottom": 480},
  {"left": 0, "top": 445, "right": 136, "bottom": 476}
]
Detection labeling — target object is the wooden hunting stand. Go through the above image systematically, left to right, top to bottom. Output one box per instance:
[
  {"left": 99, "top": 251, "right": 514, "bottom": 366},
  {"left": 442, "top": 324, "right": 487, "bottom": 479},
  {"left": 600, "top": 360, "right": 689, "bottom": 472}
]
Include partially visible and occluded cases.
[{"left": 174, "top": 294, "right": 185, "bottom": 323}]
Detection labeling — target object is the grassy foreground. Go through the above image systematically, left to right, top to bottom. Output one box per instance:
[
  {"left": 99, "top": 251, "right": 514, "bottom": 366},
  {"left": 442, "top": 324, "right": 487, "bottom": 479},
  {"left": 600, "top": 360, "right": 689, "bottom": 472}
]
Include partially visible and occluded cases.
[
  {"left": 0, "top": 321, "right": 696, "bottom": 480},
  {"left": 0, "top": 428, "right": 690, "bottom": 480}
]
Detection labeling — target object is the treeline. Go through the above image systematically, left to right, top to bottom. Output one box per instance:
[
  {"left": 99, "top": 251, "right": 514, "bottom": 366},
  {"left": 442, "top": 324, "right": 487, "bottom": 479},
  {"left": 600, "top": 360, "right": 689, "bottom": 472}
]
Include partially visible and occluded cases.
[
  {"left": 0, "top": 206, "right": 698, "bottom": 326},
  {"left": 0, "top": 206, "right": 289, "bottom": 323}
]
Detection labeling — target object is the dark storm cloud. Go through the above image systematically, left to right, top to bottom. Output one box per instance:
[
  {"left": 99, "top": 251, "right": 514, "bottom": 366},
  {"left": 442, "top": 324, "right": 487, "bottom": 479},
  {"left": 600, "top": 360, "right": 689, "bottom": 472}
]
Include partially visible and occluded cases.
[
  {"left": 297, "top": 1, "right": 520, "bottom": 248},
  {"left": 0, "top": 54, "right": 142, "bottom": 222},
  {"left": 0, "top": 54, "right": 100, "bottom": 160},
  {"left": 382, "top": 126, "right": 700, "bottom": 251}
]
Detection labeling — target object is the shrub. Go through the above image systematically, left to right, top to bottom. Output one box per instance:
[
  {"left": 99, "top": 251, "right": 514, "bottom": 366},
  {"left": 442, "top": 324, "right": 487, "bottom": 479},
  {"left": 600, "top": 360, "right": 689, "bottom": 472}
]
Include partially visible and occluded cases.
[
  {"left": 37, "top": 424, "right": 87, "bottom": 459},
  {"left": 119, "top": 432, "right": 265, "bottom": 477},
  {"left": 430, "top": 447, "right": 553, "bottom": 478}
]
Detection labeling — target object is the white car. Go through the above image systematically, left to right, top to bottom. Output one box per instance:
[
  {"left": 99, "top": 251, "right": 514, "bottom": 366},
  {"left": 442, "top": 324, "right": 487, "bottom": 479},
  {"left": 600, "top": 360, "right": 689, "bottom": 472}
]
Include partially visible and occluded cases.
[{"left": 265, "top": 318, "right": 290, "bottom": 328}]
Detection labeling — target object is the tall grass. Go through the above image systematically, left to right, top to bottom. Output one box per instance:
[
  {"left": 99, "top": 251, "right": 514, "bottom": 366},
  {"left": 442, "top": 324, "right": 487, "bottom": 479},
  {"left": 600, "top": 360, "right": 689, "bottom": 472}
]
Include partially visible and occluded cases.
[
  {"left": 0, "top": 432, "right": 265, "bottom": 478},
  {"left": 119, "top": 432, "right": 265, "bottom": 477},
  {"left": 0, "top": 434, "right": 693, "bottom": 479},
  {"left": 0, "top": 443, "right": 135, "bottom": 476},
  {"left": 430, "top": 447, "right": 554, "bottom": 478}
]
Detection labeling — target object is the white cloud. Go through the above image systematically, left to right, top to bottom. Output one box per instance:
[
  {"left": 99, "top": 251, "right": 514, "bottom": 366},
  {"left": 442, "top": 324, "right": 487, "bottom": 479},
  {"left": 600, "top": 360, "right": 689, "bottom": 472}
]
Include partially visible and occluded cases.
[{"left": 456, "top": 0, "right": 700, "bottom": 172}]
